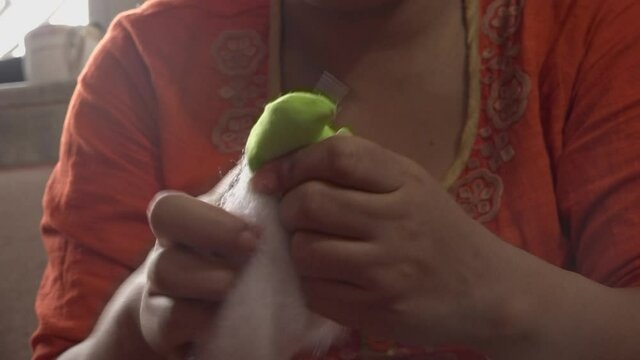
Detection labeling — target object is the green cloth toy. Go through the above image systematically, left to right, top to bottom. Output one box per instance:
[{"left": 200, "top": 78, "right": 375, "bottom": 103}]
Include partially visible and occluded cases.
[{"left": 245, "top": 92, "right": 348, "bottom": 172}]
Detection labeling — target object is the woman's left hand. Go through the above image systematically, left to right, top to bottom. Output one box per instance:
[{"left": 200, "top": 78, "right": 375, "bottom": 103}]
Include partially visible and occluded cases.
[{"left": 251, "top": 135, "right": 537, "bottom": 349}]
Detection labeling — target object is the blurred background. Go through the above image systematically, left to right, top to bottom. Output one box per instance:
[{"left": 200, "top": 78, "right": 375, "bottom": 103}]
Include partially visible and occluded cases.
[{"left": 0, "top": 0, "right": 139, "bottom": 358}]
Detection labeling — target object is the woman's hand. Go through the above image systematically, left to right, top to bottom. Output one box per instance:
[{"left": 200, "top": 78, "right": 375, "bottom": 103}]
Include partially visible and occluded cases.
[
  {"left": 252, "top": 135, "right": 540, "bottom": 351},
  {"left": 58, "top": 190, "right": 261, "bottom": 360},
  {"left": 138, "top": 191, "right": 261, "bottom": 358}
]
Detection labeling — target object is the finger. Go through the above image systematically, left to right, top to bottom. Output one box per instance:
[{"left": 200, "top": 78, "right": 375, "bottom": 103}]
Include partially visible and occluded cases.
[
  {"left": 253, "top": 136, "right": 408, "bottom": 194},
  {"left": 280, "top": 180, "right": 387, "bottom": 238},
  {"left": 148, "top": 191, "right": 260, "bottom": 263},
  {"left": 291, "top": 231, "right": 380, "bottom": 287},
  {"left": 146, "top": 245, "right": 236, "bottom": 302},
  {"left": 301, "top": 278, "right": 373, "bottom": 330},
  {"left": 140, "top": 291, "right": 217, "bottom": 355}
]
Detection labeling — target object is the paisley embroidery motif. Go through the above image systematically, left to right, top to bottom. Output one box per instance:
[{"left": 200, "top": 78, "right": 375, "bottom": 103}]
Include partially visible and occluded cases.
[
  {"left": 452, "top": 0, "right": 530, "bottom": 223},
  {"left": 479, "top": 0, "right": 530, "bottom": 170},
  {"left": 482, "top": 0, "right": 525, "bottom": 44},
  {"left": 211, "top": 30, "right": 267, "bottom": 153},
  {"left": 211, "top": 30, "right": 266, "bottom": 76},
  {"left": 486, "top": 66, "right": 531, "bottom": 130},
  {"left": 218, "top": 74, "right": 268, "bottom": 108},
  {"left": 211, "top": 108, "right": 259, "bottom": 153},
  {"left": 451, "top": 169, "right": 504, "bottom": 223}
]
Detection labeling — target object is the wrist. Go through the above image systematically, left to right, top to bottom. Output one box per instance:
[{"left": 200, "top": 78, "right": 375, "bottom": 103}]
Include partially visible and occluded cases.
[
  {"left": 460, "top": 236, "right": 554, "bottom": 356},
  {"left": 471, "top": 247, "right": 611, "bottom": 360},
  {"left": 73, "top": 269, "right": 161, "bottom": 360},
  {"left": 102, "top": 269, "right": 162, "bottom": 359},
  {"left": 474, "top": 269, "right": 554, "bottom": 358},
  {"left": 85, "top": 310, "right": 159, "bottom": 360}
]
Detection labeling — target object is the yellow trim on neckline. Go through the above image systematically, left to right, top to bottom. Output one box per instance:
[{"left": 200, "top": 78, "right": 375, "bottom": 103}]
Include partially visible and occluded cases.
[{"left": 441, "top": 0, "right": 480, "bottom": 189}]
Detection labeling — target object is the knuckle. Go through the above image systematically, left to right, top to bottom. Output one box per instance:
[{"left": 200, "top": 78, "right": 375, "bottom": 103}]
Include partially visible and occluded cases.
[
  {"left": 326, "top": 139, "right": 358, "bottom": 178},
  {"left": 407, "top": 167, "right": 428, "bottom": 187},
  {"left": 297, "top": 183, "right": 324, "bottom": 218},
  {"left": 281, "top": 184, "right": 324, "bottom": 228},
  {"left": 147, "top": 192, "right": 184, "bottom": 232},
  {"left": 279, "top": 194, "right": 297, "bottom": 230},
  {"left": 399, "top": 217, "right": 425, "bottom": 243},
  {"left": 225, "top": 225, "right": 259, "bottom": 260},
  {"left": 290, "top": 233, "right": 312, "bottom": 263},
  {"left": 146, "top": 248, "right": 174, "bottom": 293},
  {"left": 361, "top": 256, "right": 406, "bottom": 296},
  {"left": 392, "top": 262, "right": 419, "bottom": 287},
  {"left": 361, "top": 267, "right": 386, "bottom": 291},
  {"left": 207, "top": 270, "right": 235, "bottom": 299},
  {"left": 151, "top": 300, "right": 210, "bottom": 350}
]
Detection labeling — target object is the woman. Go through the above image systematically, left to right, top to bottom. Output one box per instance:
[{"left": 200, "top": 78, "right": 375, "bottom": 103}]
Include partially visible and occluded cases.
[{"left": 32, "top": 0, "right": 640, "bottom": 359}]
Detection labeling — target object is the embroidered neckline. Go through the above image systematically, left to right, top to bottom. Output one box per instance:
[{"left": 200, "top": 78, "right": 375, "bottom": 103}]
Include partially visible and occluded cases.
[
  {"left": 260, "top": 0, "right": 532, "bottom": 227},
  {"left": 267, "top": 0, "right": 481, "bottom": 189},
  {"left": 441, "top": 0, "right": 482, "bottom": 188}
]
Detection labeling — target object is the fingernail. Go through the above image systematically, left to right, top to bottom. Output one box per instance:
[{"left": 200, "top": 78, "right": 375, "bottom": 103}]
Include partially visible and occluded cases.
[
  {"left": 336, "top": 127, "right": 353, "bottom": 136},
  {"left": 146, "top": 190, "right": 186, "bottom": 218}
]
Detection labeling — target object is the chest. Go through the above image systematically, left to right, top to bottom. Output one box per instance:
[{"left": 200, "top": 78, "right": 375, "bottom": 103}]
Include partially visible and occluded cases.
[{"left": 279, "top": 3, "right": 468, "bottom": 180}]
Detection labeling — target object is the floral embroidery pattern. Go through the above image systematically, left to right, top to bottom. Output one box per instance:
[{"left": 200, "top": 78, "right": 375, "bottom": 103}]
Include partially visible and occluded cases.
[
  {"left": 451, "top": 0, "right": 530, "bottom": 223},
  {"left": 479, "top": 0, "right": 529, "bottom": 170},
  {"left": 481, "top": 0, "right": 525, "bottom": 44},
  {"left": 211, "top": 30, "right": 267, "bottom": 153},
  {"left": 211, "top": 30, "right": 266, "bottom": 76},
  {"left": 486, "top": 66, "right": 530, "bottom": 130},
  {"left": 218, "top": 75, "right": 268, "bottom": 108},
  {"left": 211, "top": 108, "right": 259, "bottom": 153},
  {"left": 474, "top": 126, "right": 516, "bottom": 172},
  {"left": 451, "top": 169, "right": 504, "bottom": 223}
]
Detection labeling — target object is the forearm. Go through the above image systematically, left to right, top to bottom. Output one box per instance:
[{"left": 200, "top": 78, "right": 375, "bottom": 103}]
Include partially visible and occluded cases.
[
  {"left": 481, "top": 245, "right": 640, "bottom": 359},
  {"left": 58, "top": 269, "right": 162, "bottom": 360},
  {"left": 525, "top": 273, "right": 640, "bottom": 359},
  {"left": 59, "top": 312, "right": 160, "bottom": 360}
]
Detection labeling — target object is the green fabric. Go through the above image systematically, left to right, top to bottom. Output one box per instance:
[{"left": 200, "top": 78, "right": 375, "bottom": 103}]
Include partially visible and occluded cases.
[{"left": 246, "top": 92, "right": 343, "bottom": 171}]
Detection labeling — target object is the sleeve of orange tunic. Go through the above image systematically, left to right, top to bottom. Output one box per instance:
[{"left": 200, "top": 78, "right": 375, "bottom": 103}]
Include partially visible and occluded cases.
[
  {"left": 556, "top": 1, "right": 640, "bottom": 287},
  {"left": 31, "top": 16, "right": 162, "bottom": 360}
]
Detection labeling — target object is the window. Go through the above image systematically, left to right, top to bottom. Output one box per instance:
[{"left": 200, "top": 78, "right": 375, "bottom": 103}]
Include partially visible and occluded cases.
[{"left": 0, "top": 0, "right": 89, "bottom": 59}]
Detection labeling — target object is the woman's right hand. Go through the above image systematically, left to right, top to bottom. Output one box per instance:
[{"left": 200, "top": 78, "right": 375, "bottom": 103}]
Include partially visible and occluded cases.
[{"left": 139, "top": 191, "right": 260, "bottom": 358}]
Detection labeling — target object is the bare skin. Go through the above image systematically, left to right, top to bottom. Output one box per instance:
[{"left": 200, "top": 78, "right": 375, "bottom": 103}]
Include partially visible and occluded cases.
[
  {"left": 282, "top": 0, "right": 467, "bottom": 180},
  {"left": 59, "top": 1, "right": 640, "bottom": 359}
]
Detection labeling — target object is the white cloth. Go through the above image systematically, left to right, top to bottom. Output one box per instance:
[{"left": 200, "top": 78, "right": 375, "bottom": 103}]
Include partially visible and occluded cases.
[{"left": 198, "top": 158, "right": 342, "bottom": 360}]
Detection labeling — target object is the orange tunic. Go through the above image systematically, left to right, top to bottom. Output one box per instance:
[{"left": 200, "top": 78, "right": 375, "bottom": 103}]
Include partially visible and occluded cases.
[{"left": 32, "top": 0, "right": 640, "bottom": 359}]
